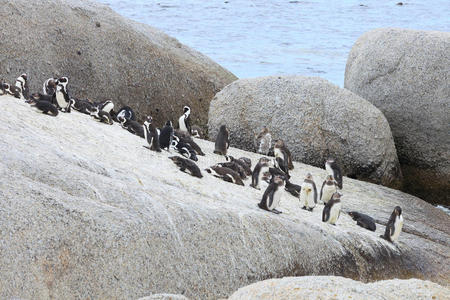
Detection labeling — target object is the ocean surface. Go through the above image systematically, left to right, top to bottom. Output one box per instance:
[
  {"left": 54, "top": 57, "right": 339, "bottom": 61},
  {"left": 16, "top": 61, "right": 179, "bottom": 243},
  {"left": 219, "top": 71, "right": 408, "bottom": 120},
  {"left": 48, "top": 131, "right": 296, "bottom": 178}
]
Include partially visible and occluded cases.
[{"left": 97, "top": 0, "right": 449, "bottom": 87}]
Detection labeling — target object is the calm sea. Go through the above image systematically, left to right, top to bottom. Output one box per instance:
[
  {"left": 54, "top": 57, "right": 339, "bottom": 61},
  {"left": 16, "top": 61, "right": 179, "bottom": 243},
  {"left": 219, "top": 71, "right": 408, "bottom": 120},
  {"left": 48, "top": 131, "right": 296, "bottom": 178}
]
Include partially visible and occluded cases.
[{"left": 97, "top": 0, "right": 449, "bottom": 87}]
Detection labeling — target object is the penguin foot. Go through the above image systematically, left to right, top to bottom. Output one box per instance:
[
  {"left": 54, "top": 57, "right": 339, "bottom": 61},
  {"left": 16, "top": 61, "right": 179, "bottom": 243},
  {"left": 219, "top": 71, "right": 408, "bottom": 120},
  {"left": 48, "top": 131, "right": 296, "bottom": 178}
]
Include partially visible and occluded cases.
[{"left": 302, "top": 206, "right": 307, "bottom": 210}]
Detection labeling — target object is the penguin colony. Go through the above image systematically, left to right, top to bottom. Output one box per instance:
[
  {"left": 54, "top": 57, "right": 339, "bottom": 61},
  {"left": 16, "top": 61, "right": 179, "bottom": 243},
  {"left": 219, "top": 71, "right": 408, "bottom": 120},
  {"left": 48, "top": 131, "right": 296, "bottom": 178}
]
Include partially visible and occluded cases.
[{"left": 0, "top": 73, "right": 404, "bottom": 244}]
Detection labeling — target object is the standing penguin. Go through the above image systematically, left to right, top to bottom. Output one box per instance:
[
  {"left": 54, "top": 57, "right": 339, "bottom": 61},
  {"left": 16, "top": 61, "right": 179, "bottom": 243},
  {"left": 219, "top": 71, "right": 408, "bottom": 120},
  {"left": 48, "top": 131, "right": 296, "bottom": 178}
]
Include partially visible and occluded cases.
[
  {"left": 15, "top": 73, "right": 29, "bottom": 100},
  {"left": 42, "top": 77, "right": 58, "bottom": 96},
  {"left": 52, "top": 77, "right": 71, "bottom": 112},
  {"left": 178, "top": 106, "right": 192, "bottom": 134},
  {"left": 143, "top": 116, "right": 162, "bottom": 152},
  {"left": 159, "top": 120, "right": 175, "bottom": 151},
  {"left": 214, "top": 125, "right": 230, "bottom": 156},
  {"left": 254, "top": 126, "right": 272, "bottom": 155},
  {"left": 274, "top": 139, "right": 294, "bottom": 170},
  {"left": 250, "top": 157, "right": 272, "bottom": 190},
  {"left": 325, "top": 158, "right": 343, "bottom": 189},
  {"left": 299, "top": 173, "right": 317, "bottom": 211},
  {"left": 258, "top": 175, "right": 285, "bottom": 214},
  {"left": 320, "top": 175, "right": 338, "bottom": 204},
  {"left": 322, "top": 192, "right": 342, "bottom": 225},
  {"left": 381, "top": 206, "right": 404, "bottom": 243}
]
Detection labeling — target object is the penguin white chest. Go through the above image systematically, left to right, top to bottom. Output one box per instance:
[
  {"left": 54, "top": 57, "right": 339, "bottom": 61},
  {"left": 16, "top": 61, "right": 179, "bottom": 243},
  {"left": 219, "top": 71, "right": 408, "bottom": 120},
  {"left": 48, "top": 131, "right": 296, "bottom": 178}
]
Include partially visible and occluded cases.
[
  {"left": 55, "top": 91, "right": 66, "bottom": 108},
  {"left": 102, "top": 102, "right": 114, "bottom": 113},
  {"left": 178, "top": 115, "right": 187, "bottom": 132},
  {"left": 274, "top": 147, "right": 283, "bottom": 159},
  {"left": 325, "top": 163, "right": 333, "bottom": 176},
  {"left": 257, "top": 166, "right": 269, "bottom": 189},
  {"left": 299, "top": 183, "right": 315, "bottom": 208},
  {"left": 321, "top": 184, "right": 336, "bottom": 204},
  {"left": 269, "top": 188, "right": 282, "bottom": 210},
  {"left": 328, "top": 202, "right": 342, "bottom": 224},
  {"left": 391, "top": 215, "right": 404, "bottom": 242}
]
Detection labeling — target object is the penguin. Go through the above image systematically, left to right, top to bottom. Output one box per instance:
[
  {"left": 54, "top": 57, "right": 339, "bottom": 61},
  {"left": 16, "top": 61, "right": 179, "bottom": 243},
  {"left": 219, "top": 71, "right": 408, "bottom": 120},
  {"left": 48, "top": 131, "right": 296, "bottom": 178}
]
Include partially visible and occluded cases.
[
  {"left": 15, "top": 73, "right": 29, "bottom": 100},
  {"left": 42, "top": 77, "right": 58, "bottom": 96},
  {"left": 53, "top": 80, "right": 71, "bottom": 112},
  {"left": 0, "top": 81, "right": 8, "bottom": 96},
  {"left": 7, "top": 84, "right": 22, "bottom": 99},
  {"left": 30, "top": 92, "right": 53, "bottom": 103},
  {"left": 71, "top": 98, "right": 94, "bottom": 115},
  {"left": 28, "top": 99, "right": 58, "bottom": 116},
  {"left": 96, "top": 99, "right": 114, "bottom": 114},
  {"left": 178, "top": 105, "right": 192, "bottom": 134},
  {"left": 89, "top": 106, "right": 113, "bottom": 124},
  {"left": 114, "top": 106, "right": 136, "bottom": 122},
  {"left": 143, "top": 116, "right": 161, "bottom": 152},
  {"left": 119, "top": 117, "right": 145, "bottom": 138},
  {"left": 159, "top": 120, "right": 175, "bottom": 151},
  {"left": 214, "top": 124, "right": 229, "bottom": 156},
  {"left": 191, "top": 125, "right": 203, "bottom": 138},
  {"left": 254, "top": 126, "right": 272, "bottom": 155},
  {"left": 175, "top": 130, "right": 205, "bottom": 156},
  {"left": 171, "top": 135, "right": 198, "bottom": 161},
  {"left": 274, "top": 139, "right": 294, "bottom": 170},
  {"left": 169, "top": 156, "right": 203, "bottom": 178},
  {"left": 228, "top": 156, "right": 252, "bottom": 176},
  {"left": 274, "top": 156, "right": 290, "bottom": 179},
  {"left": 250, "top": 157, "right": 272, "bottom": 190},
  {"left": 325, "top": 158, "right": 343, "bottom": 189},
  {"left": 216, "top": 161, "right": 246, "bottom": 180},
  {"left": 205, "top": 165, "right": 244, "bottom": 186},
  {"left": 299, "top": 173, "right": 317, "bottom": 211},
  {"left": 258, "top": 175, "right": 285, "bottom": 214},
  {"left": 320, "top": 175, "right": 338, "bottom": 204},
  {"left": 285, "top": 180, "right": 302, "bottom": 197},
  {"left": 322, "top": 192, "right": 342, "bottom": 225},
  {"left": 381, "top": 206, "right": 403, "bottom": 243},
  {"left": 348, "top": 211, "right": 376, "bottom": 232}
]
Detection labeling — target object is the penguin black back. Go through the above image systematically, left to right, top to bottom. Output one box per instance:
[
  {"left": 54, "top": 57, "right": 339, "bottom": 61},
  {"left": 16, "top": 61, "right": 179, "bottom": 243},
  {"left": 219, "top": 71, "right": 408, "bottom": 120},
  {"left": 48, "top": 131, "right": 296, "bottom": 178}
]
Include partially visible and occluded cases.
[
  {"left": 159, "top": 121, "right": 174, "bottom": 150},
  {"left": 214, "top": 125, "right": 229, "bottom": 155},
  {"left": 169, "top": 156, "right": 202, "bottom": 178},
  {"left": 348, "top": 211, "right": 376, "bottom": 232}
]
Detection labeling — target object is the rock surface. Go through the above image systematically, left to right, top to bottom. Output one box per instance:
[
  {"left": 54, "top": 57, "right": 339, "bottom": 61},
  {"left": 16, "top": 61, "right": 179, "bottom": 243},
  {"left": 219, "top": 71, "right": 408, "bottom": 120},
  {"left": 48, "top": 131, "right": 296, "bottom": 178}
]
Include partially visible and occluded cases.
[
  {"left": 0, "top": 0, "right": 236, "bottom": 130},
  {"left": 344, "top": 28, "right": 450, "bottom": 205},
  {"left": 208, "top": 75, "right": 402, "bottom": 188},
  {"left": 0, "top": 95, "right": 448, "bottom": 299},
  {"left": 228, "top": 276, "right": 450, "bottom": 300},
  {"left": 139, "top": 294, "right": 189, "bottom": 300}
]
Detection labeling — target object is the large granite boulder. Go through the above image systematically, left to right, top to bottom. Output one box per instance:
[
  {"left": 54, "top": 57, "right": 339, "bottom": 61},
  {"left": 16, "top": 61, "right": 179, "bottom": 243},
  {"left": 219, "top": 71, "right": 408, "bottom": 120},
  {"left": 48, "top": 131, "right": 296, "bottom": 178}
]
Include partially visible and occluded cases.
[
  {"left": 0, "top": 0, "right": 236, "bottom": 129},
  {"left": 345, "top": 28, "right": 450, "bottom": 205},
  {"left": 208, "top": 76, "right": 402, "bottom": 188},
  {"left": 0, "top": 95, "right": 448, "bottom": 299},
  {"left": 228, "top": 276, "right": 449, "bottom": 299}
]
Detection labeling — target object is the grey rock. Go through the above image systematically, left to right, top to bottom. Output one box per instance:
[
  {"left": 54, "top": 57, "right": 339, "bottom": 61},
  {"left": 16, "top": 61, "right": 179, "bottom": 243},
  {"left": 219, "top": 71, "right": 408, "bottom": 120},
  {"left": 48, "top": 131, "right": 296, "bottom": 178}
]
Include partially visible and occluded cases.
[
  {"left": 0, "top": 0, "right": 236, "bottom": 131},
  {"left": 345, "top": 28, "right": 450, "bottom": 205},
  {"left": 208, "top": 75, "right": 403, "bottom": 188},
  {"left": 0, "top": 96, "right": 448, "bottom": 299},
  {"left": 228, "top": 276, "right": 450, "bottom": 300},
  {"left": 139, "top": 294, "right": 189, "bottom": 300}
]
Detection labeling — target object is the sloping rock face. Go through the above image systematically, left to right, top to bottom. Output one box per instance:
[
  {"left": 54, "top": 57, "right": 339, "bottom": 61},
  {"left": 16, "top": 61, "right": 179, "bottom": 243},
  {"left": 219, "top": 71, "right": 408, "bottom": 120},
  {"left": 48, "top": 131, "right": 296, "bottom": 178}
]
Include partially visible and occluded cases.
[
  {"left": 0, "top": 0, "right": 236, "bottom": 130},
  {"left": 344, "top": 28, "right": 450, "bottom": 205},
  {"left": 208, "top": 76, "right": 402, "bottom": 188},
  {"left": 0, "top": 96, "right": 448, "bottom": 299},
  {"left": 228, "top": 276, "right": 450, "bottom": 300}
]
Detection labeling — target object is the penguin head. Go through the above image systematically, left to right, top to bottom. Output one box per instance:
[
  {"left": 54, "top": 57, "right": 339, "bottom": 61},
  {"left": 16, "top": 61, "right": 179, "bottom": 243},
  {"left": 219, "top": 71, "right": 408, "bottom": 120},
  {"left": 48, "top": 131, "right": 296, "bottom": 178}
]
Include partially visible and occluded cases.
[
  {"left": 20, "top": 73, "right": 27, "bottom": 81},
  {"left": 183, "top": 106, "right": 190, "bottom": 114},
  {"left": 146, "top": 115, "right": 153, "bottom": 124},
  {"left": 165, "top": 120, "right": 173, "bottom": 127},
  {"left": 326, "top": 158, "right": 335, "bottom": 165},
  {"left": 305, "top": 173, "right": 313, "bottom": 181},
  {"left": 331, "top": 192, "right": 342, "bottom": 201},
  {"left": 394, "top": 206, "right": 402, "bottom": 216}
]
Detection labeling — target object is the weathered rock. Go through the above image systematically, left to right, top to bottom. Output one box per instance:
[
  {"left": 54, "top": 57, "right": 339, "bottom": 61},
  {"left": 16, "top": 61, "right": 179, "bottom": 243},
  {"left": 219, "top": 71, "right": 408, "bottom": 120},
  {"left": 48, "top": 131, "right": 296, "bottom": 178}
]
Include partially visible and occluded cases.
[
  {"left": 0, "top": 0, "right": 236, "bottom": 131},
  {"left": 344, "top": 28, "right": 450, "bottom": 205},
  {"left": 208, "top": 76, "right": 402, "bottom": 188},
  {"left": 0, "top": 96, "right": 448, "bottom": 299},
  {"left": 228, "top": 276, "right": 450, "bottom": 300},
  {"left": 139, "top": 294, "right": 189, "bottom": 300}
]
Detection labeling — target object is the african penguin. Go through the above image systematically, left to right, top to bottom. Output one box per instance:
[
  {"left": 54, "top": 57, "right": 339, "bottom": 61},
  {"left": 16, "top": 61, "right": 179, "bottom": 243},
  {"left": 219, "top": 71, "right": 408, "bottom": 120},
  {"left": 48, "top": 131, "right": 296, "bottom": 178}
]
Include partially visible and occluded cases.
[
  {"left": 15, "top": 73, "right": 29, "bottom": 100},
  {"left": 42, "top": 77, "right": 58, "bottom": 96},
  {"left": 53, "top": 80, "right": 71, "bottom": 112},
  {"left": 71, "top": 98, "right": 94, "bottom": 115},
  {"left": 28, "top": 99, "right": 58, "bottom": 116},
  {"left": 96, "top": 99, "right": 114, "bottom": 114},
  {"left": 178, "top": 105, "right": 192, "bottom": 134},
  {"left": 89, "top": 106, "right": 113, "bottom": 124},
  {"left": 114, "top": 106, "right": 136, "bottom": 122},
  {"left": 143, "top": 116, "right": 161, "bottom": 152},
  {"left": 119, "top": 117, "right": 145, "bottom": 138},
  {"left": 159, "top": 120, "right": 175, "bottom": 151},
  {"left": 214, "top": 124, "right": 229, "bottom": 156},
  {"left": 191, "top": 125, "right": 202, "bottom": 138},
  {"left": 254, "top": 126, "right": 272, "bottom": 155},
  {"left": 175, "top": 130, "right": 205, "bottom": 156},
  {"left": 171, "top": 135, "right": 198, "bottom": 161},
  {"left": 274, "top": 139, "right": 294, "bottom": 170},
  {"left": 169, "top": 156, "right": 202, "bottom": 178},
  {"left": 228, "top": 156, "right": 252, "bottom": 176},
  {"left": 274, "top": 156, "right": 290, "bottom": 179},
  {"left": 250, "top": 157, "right": 272, "bottom": 190},
  {"left": 325, "top": 158, "right": 343, "bottom": 189},
  {"left": 216, "top": 161, "right": 246, "bottom": 180},
  {"left": 205, "top": 165, "right": 244, "bottom": 186},
  {"left": 299, "top": 173, "right": 317, "bottom": 211},
  {"left": 258, "top": 175, "right": 285, "bottom": 214},
  {"left": 320, "top": 175, "right": 338, "bottom": 204},
  {"left": 285, "top": 180, "right": 301, "bottom": 197},
  {"left": 322, "top": 192, "right": 342, "bottom": 225},
  {"left": 381, "top": 206, "right": 403, "bottom": 243},
  {"left": 348, "top": 211, "right": 376, "bottom": 232}
]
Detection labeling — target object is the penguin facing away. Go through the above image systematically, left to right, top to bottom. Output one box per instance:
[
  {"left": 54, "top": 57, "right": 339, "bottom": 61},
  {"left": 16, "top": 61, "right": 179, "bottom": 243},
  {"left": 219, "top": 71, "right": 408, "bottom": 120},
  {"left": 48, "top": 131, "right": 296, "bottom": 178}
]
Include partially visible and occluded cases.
[
  {"left": 178, "top": 105, "right": 192, "bottom": 134},
  {"left": 119, "top": 117, "right": 145, "bottom": 138},
  {"left": 159, "top": 120, "right": 175, "bottom": 151},
  {"left": 214, "top": 125, "right": 230, "bottom": 156},
  {"left": 169, "top": 156, "right": 202, "bottom": 178},
  {"left": 325, "top": 158, "right": 343, "bottom": 189},
  {"left": 299, "top": 173, "right": 317, "bottom": 211},
  {"left": 258, "top": 175, "right": 285, "bottom": 214},
  {"left": 320, "top": 175, "right": 338, "bottom": 204},
  {"left": 322, "top": 192, "right": 342, "bottom": 225},
  {"left": 381, "top": 206, "right": 403, "bottom": 243},
  {"left": 348, "top": 211, "right": 376, "bottom": 232}
]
